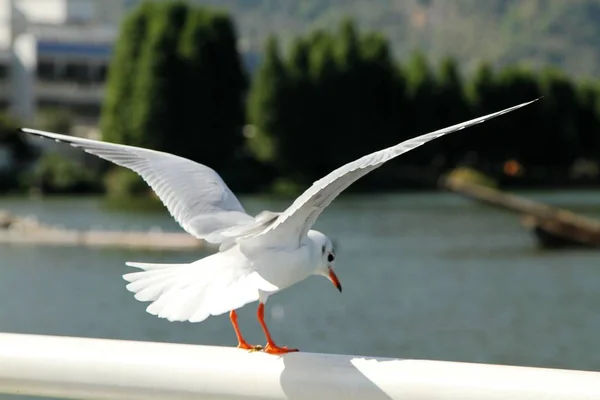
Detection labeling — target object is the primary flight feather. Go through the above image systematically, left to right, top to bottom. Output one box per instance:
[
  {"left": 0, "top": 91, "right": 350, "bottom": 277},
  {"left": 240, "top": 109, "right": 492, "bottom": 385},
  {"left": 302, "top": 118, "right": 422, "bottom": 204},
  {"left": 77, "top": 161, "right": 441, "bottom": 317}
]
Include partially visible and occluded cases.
[{"left": 21, "top": 98, "right": 538, "bottom": 354}]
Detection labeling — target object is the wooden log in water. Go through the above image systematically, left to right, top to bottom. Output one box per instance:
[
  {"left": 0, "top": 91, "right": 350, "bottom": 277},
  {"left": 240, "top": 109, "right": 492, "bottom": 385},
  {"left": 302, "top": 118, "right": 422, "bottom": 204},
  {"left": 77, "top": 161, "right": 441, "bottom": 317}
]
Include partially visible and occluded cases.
[{"left": 440, "top": 177, "right": 600, "bottom": 249}]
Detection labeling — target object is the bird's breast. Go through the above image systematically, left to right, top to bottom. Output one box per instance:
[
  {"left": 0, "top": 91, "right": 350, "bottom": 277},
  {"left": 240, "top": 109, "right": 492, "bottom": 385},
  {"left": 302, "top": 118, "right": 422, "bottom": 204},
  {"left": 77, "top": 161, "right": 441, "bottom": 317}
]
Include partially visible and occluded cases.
[{"left": 250, "top": 245, "right": 314, "bottom": 291}]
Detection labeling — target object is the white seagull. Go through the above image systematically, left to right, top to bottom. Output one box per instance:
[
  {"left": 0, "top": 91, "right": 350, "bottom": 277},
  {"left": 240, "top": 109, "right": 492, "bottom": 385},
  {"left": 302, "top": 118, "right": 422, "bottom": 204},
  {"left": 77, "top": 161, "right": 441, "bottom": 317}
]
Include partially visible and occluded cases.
[{"left": 22, "top": 98, "right": 537, "bottom": 354}]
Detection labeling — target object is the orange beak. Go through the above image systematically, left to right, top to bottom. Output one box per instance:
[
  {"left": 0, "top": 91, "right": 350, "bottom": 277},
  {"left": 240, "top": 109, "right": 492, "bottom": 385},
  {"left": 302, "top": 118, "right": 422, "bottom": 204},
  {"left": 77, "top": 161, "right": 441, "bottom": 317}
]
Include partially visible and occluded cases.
[{"left": 328, "top": 267, "right": 342, "bottom": 293}]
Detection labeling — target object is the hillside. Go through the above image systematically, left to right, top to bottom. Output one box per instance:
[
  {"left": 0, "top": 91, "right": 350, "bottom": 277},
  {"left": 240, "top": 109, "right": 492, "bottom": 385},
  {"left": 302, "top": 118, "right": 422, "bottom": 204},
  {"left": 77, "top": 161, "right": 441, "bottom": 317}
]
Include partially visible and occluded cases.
[{"left": 196, "top": 0, "right": 600, "bottom": 78}]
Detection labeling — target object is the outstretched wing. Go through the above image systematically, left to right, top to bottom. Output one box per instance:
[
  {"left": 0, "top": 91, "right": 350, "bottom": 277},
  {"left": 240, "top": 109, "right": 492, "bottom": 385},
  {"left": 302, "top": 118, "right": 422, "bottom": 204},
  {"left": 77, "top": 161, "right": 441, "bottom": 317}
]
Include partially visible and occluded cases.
[
  {"left": 249, "top": 99, "right": 539, "bottom": 245},
  {"left": 21, "top": 128, "right": 253, "bottom": 244}
]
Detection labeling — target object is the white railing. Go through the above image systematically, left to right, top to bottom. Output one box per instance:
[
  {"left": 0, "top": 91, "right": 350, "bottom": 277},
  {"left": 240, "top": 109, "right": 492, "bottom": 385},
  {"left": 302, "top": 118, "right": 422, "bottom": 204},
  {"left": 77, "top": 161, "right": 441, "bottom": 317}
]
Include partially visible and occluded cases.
[{"left": 0, "top": 332, "right": 598, "bottom": 400}]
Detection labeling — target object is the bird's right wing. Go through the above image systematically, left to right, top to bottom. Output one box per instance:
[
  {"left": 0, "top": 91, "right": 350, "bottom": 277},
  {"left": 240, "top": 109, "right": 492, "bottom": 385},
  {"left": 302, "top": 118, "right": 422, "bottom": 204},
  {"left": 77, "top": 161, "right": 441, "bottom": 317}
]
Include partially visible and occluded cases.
[
  {"left": 245, "top": 99, "right": 539, "bottom": 246},
  {"left": 21, "top": 128, "right": 254, "bottom": 244}
]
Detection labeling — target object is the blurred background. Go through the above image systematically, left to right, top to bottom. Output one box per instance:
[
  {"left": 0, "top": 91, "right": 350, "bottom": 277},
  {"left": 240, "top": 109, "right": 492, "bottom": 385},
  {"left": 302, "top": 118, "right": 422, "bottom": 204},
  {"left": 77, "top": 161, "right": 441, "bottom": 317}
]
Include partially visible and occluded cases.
[{"left": 0, "top": 1, "right": 599, "bottom": 397}]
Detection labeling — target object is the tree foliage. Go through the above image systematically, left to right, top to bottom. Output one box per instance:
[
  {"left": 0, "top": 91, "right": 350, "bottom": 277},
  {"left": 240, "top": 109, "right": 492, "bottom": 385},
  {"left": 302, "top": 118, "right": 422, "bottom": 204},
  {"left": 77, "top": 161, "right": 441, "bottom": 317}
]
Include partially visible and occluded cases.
[
  {"left": 100, "top": 1, "right": 248, "bottom": 194},
  {"left": 101, "top": 2, "right": 153, "bottom": 145},
  {"left": 101, "top": 9, "right": 600, "bottom": 196},
  {"left": 247, "top": 19, "right": 600, "bottom": 191},
  {"left": 248, "top": 20, "right": 405, "bottom": 191},
  {"left": 0, "top": 114, "right": 37, "bottom": 193}
]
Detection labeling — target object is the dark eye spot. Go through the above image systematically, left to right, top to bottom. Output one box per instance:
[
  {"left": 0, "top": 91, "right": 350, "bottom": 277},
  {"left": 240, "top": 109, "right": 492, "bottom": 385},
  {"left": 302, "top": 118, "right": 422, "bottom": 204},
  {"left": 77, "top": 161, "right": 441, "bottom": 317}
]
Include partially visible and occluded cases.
[
  {"left": 322, "top": 245, "right": 326, "bottom": 255},
  {"left": 327, "top": 253, "right": 334, "bottom": 263}
]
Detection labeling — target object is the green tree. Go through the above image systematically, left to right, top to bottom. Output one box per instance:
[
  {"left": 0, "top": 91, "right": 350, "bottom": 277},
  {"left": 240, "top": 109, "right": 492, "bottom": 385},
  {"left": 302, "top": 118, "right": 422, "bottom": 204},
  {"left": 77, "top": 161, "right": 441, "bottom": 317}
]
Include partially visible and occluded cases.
[
  {"left": 130, "top": 1, "right": 188, "bottom": 150},
  {"left": 100, "top": 2, "right": 154, "bottom": 144},
  {"left": 100, "top": 2, "right": 249, "bottom": 198},
  {"left": 178, "top": 8, "right": 248, "bottom": 171},
  {"left": 335, "top": 18, "right": 361, "bottom": 68},
  {"left": 248, "top": 20, "right": 405, "bottom": 191},
  {"left": 247, "top": 22, "right": 600, "bottom": 192},
  {"left": 348, "top": 31, "right": 405, "bottom": 189},
  {"left": 247, "top": 35, "right": 288, "bottom": 166},
  {"left": 280, "top": 36, "right": 315, "bottom": 181},
  {"left": 401, "top": 50, "right": 438, "bottom": 166},
  {"left": 434, "top": 57, "right": 470, "bottom": 167},
  {"left": 464, "top": 62, "right": 502, "bottom": 166},
  {"left": 536, "top": 68, "right": 580, "bottom": 167},
  {"left": 575, "top": 81, "right": 600, "bottom": 159},
  {"left": 36, "top": 108, "right": 73, "bottom": 134},
  {"left": 0, "top": 114, "right": 37, "bottom": 193},
  {"left": 28, "top": 153, "right": 101, "bottom": 195}
]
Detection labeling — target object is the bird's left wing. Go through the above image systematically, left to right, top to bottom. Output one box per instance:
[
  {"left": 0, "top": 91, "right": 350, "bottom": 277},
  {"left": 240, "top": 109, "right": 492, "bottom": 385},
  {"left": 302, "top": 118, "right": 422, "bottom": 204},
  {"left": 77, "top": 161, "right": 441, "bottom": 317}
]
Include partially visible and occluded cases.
[
  {"left": 245, "top": 98, "right": 539, "bottom": 246},
  {"left": 21, "top": 128, "right": 254, "bottom": 244}
]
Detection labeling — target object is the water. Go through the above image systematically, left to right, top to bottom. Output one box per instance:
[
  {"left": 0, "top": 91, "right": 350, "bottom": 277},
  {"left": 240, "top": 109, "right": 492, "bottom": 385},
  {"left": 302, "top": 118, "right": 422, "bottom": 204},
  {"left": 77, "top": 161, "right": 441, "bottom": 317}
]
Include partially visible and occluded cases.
[{"left": 0, "top": 191, "right": 599, "bottom": 399}]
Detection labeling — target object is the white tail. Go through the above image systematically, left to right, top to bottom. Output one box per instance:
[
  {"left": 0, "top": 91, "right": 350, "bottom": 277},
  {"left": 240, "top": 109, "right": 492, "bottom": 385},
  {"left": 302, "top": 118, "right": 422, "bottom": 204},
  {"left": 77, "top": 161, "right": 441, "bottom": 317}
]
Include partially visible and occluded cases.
[
  {"left": 122, "top": 256, "right": 262, "bottom": 323},
  {"left": 123, "top": 262, "right": 190, "bottom": 303}
]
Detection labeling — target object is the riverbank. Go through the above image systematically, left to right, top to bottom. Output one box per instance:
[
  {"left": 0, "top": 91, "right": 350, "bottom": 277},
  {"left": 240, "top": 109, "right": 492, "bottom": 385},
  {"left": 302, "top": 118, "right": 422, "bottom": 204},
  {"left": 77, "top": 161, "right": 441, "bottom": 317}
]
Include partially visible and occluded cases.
[{"left": 0, "top": 210, "right": 206, "bottom": 251}]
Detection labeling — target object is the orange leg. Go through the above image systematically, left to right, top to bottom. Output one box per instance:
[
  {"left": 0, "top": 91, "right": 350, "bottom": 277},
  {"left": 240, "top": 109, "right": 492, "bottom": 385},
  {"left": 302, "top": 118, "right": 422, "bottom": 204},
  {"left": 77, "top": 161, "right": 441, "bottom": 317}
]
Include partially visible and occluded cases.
[
  {"left": 257, "top": 303, "right": 298, "bottom": 355},
  {"left": 230, "top": 310, "right": 261, "bottom": 351}
]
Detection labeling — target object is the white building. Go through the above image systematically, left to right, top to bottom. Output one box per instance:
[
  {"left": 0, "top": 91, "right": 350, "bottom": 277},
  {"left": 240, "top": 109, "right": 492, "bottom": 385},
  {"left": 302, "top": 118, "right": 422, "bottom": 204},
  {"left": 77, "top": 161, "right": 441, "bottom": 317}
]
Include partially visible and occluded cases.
[
  {"left": 0, "top": 0, "right": 133, "bottom": 126},
  {"left": 0, "top": 0, "right": 257, "bottom": 129}
]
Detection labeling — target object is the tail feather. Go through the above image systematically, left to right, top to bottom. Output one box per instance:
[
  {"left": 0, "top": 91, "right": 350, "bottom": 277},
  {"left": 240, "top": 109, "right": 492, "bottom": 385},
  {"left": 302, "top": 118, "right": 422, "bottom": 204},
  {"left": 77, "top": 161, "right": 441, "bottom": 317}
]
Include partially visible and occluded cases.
[
  {"left": 122, "top": 256, "right": 263, "bottom": 323},
  {"left": 125, "top": 261, "right": 188, "bottom": 270},
  {"left": 123, "top": 262, "right": 186, "bottom": 302},
  {"left": 128, "top": 274, "right": 180, "bottom": 302},
  {"left": 148, "top": 284, "right": 209, "bottom": 321}
]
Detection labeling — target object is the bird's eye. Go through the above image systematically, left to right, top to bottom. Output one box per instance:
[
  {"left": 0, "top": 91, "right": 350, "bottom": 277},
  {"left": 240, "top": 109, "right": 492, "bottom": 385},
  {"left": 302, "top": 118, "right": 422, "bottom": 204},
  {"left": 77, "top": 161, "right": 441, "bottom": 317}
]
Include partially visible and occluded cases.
[{"left": 327, "top": 253, "right": 334, "bottom": 263}]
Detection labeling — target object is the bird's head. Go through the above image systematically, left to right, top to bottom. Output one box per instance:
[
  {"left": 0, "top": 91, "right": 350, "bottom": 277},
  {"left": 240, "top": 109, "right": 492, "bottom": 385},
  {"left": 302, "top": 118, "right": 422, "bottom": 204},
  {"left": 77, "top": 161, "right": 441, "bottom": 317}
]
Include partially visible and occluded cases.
[{"left": 307, "top": 230, "right": 342, "bottom": 293}]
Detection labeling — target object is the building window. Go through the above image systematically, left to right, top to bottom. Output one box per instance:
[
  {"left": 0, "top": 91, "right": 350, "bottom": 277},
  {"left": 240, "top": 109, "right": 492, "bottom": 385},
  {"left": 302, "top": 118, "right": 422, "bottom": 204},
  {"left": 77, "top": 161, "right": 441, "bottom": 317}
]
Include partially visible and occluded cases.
[
  {"left": 37, "top": 61, "right": 55, "bottom": 81},
  {"left": 64, "top": 62, "right": 90, "bottom": 84},
  {"left": 0, "top": 64, "right": 9, "bottom": 80},
  {"left": 90, "top": 64, "right": 108, "bottom": 84},
  {"left": 97, "top": 65, "right": 107, "bottom": 83}
]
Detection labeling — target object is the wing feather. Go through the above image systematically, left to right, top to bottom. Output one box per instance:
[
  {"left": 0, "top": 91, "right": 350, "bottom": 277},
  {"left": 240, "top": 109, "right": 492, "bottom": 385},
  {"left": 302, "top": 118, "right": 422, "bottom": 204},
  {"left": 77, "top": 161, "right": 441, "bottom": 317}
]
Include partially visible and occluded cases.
[
  {"left": 251, "top": 99, "right": 540, "bottom": 245},
  {"left": 21, "top": 128, "right": 253, "bottom": 244}
]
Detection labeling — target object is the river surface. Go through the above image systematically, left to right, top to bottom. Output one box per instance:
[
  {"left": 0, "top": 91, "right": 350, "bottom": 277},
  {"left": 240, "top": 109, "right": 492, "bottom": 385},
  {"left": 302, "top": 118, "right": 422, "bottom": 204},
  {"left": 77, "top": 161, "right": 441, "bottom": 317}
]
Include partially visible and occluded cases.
[{"left": 0, "top": 191, "right": 599, "bottom": 399}]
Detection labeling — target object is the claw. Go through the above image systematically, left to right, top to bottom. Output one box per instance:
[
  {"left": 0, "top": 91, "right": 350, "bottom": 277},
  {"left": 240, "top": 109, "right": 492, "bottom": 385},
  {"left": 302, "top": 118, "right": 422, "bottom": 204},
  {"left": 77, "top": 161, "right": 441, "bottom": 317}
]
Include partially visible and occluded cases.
[
  {"left": 237, "top": 342, "right": 262, "bottom": 351},
  {"left": 263, "top": 343, "right": 299, "bottom": 355},
  {"left": 248, "top": 345, "right": 264, "bottom": 353}
]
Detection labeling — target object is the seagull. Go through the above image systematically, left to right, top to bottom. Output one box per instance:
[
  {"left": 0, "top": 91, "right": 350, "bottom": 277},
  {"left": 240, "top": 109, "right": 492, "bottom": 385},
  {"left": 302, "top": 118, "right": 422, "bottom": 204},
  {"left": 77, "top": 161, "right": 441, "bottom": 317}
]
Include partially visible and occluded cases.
[{"left": 21, "top": 98, "right": 538, "bottom": 354}]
